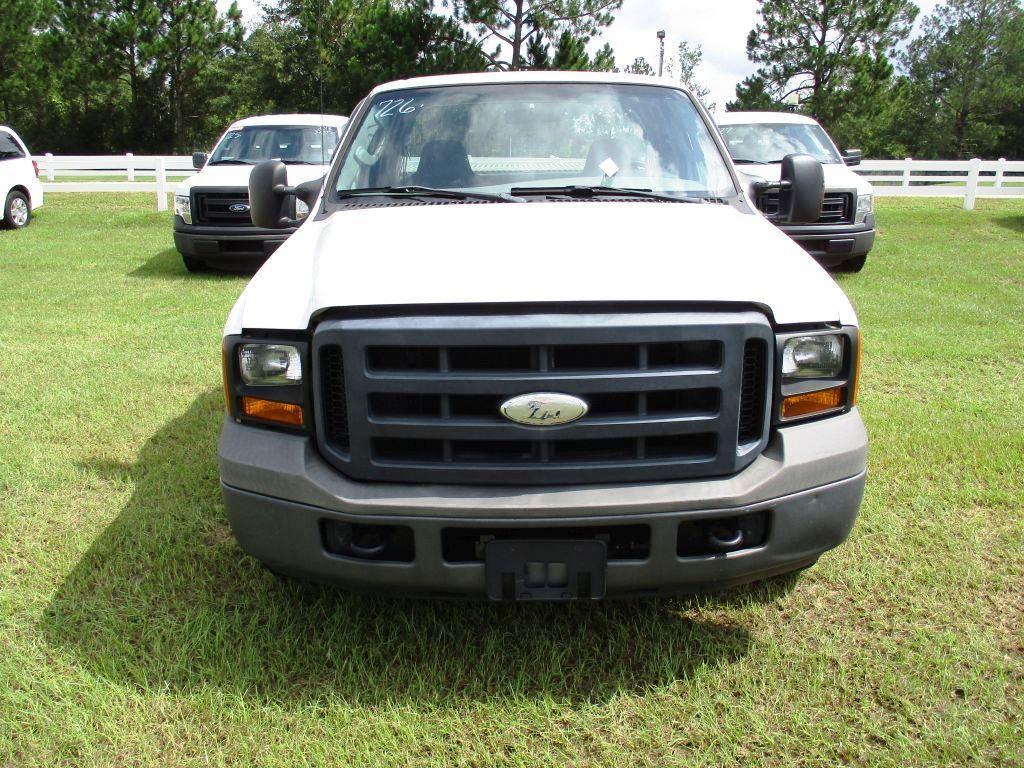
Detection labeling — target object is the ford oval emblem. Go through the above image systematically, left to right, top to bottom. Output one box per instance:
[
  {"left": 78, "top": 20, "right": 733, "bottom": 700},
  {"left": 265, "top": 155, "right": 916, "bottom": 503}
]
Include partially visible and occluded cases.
[
  {"left": 229, "top": 203, "right": 250, "bottom": 213},
  {"left": 500, "top": 393, "right": 589, "bottom": 427}
]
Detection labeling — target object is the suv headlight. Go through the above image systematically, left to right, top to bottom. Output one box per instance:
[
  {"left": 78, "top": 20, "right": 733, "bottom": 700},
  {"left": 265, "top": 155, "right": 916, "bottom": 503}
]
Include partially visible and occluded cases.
[
  {"left": 855, "top": 193, "right": 873, "bottom": 223},
  {"left": 174, "top": 194, "right": 192, "bottom": 224},
  {"left": 776, "top": 330, "right": 860, "bottom": 422}
]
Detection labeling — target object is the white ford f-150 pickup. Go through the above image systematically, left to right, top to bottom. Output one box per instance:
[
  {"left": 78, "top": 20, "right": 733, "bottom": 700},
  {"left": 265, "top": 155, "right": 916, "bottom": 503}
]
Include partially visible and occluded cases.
[
  {"left": 218, "top": 72, "right": 868, "bottom": 601},
  {"left": 174, "top": 113, "right": 347, "bottom": 272}
]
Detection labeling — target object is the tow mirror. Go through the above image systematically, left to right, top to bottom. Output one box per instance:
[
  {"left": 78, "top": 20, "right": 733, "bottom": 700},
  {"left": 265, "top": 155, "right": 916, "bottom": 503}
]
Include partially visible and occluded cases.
[
  {"left": 842, "top": 148, "right": 863, "bottom": 167},
  {"left": 192, "top": 151, "right": 208, "bottom": 170},
  {"left": 779, "top": 153, "right": 824, "bottom": 225},
  {"left": 249, "top": 160, "right": 324, "bottom": 229}
]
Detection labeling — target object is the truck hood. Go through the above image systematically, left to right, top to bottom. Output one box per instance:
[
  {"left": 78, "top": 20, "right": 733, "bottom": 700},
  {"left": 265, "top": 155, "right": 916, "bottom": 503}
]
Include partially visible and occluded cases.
[
  {"left": 737, "top": 162, "right": 873, "bottom": 195},
  {"left": 174, "top": 164, "right": 327, "bottom": 194},
  {"left": 225, "top": 201, "right": 858, "bottom": 335}
]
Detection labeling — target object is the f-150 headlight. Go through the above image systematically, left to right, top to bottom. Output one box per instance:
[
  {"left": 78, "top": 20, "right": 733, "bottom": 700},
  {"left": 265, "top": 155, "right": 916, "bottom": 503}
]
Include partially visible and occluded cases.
[
  {"left": 174, "top": 194, "right": 192, "bottom": 224},
  {"left": 855, "top": 194, "right": 873, "bottom": 223},
  {"left": 295, "top": 198, "right": 310, "bottom": 219},
  {"left": 782, "top": 334, "right": 844, "bottom": 380},
  {"left": 239, "top": 344, "right": 302, "bottom": 385}
]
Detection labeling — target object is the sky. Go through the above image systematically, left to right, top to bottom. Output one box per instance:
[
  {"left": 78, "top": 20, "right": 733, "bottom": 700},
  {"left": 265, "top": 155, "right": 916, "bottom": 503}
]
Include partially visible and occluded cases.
[{"left": 220, "top": 0, "right": 945, "bottom": 110}]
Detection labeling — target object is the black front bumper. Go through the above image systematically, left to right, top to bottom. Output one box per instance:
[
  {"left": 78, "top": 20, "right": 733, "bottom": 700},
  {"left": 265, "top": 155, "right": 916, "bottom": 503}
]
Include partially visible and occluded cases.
[
  {"left": 780, "top": 214, "right": 876, "bottom": 266},
  {"left": 173, "top": 217, "right": 295, "bottom": 262}
]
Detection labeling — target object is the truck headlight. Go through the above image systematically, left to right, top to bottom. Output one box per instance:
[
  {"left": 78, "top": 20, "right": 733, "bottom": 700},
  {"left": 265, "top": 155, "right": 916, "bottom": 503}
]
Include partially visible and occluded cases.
[
  {"left": 855, "top": 193, "right": 872, "bottom": 223},
  {"left": 174, "top": 194, "right": 192, "bottom": 224},
  {"left": 295, "top": 198, "right": 310, "bottom": 219},
  {"left": 776, "top": 330, "right": 858, "bottom": 422},
  {"left": 782, "top": 334, "right": 844, "bottom": 379},
  {"left": 239, "top": 344, "right": 302, "bottom": 385}
]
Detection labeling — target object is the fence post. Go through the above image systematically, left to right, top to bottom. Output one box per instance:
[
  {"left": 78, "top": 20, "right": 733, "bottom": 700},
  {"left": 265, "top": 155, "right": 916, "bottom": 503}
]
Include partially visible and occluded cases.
[
  {"left": 45, "top": 152, "right": 55, "bottom": 181},
  {"left": 126, "top": 152, "right": 135, "bottom": 182},
  {"left": 156, "top": 157, "right": 168, "bottom": 212},
  {"left": 902, "top": 157, "right": 912, "bottom": 189},
  {"left": 964, "top": 157, "right": 981, "bottom": 211},
  {"left": 994, "top": 158, "right": 1005, "bottom": 189}
]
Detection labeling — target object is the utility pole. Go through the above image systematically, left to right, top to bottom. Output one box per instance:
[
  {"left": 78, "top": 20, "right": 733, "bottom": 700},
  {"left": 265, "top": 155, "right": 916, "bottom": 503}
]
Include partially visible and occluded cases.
[{"left": 657, "top": 30, "right": 666, "bottom": 76}]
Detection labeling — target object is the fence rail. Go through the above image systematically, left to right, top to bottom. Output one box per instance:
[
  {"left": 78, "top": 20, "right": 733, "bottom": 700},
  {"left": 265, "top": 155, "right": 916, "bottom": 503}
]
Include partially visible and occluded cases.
[{"left": 33, "top": 153, "right": 1024, "bottom": 212}]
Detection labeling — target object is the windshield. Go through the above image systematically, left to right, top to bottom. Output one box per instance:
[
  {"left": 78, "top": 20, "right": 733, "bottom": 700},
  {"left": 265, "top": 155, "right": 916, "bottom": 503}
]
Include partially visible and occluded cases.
[
  {"left": 333, "top": 83, "right": 736, "bottom": 200},
  {"left": 719, "top": 122, "right": 843, "bottom": 164},
  {"left": 209, "top": 125, "right": 339, "bottom": 165}
]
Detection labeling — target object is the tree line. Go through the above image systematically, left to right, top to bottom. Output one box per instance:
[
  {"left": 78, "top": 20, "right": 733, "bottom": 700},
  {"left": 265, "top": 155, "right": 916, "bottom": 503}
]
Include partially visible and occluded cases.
[{"left": 1, "top": 0, "right": 1021, "bottom": 158}]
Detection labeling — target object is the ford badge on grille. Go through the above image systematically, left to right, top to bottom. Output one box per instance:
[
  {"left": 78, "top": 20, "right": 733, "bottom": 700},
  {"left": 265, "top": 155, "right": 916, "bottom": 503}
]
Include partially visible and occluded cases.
[{"left": 500, "top": 393, "right": 588, "bottom": 426}]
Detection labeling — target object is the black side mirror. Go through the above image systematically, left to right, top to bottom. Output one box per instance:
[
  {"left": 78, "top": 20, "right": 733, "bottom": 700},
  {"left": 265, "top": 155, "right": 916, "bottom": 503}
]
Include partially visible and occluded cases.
[
  {"left": 842, "top": 148, "right": 862, "bottom": 167},
  {"left": 192, "top": 152, "right": 208, "bottom": 170},
  {"left": 780, "top": 153, "right": 824, "bottom": 224},
  {"left": 249, "top": 160, "right": 326, "bottom": 229}
]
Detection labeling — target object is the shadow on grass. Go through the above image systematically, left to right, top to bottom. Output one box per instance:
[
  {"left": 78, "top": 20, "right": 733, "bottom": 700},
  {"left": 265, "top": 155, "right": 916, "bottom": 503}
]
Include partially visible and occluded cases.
[
  {"left": 993, "top": 215, "right": 1024, "bottom": 235},
  {"left": 130, "top": 247, "right": 261, "bottom": 279},
  {"left": 42, "top": 391, "right": 796, "bottom": 707}
]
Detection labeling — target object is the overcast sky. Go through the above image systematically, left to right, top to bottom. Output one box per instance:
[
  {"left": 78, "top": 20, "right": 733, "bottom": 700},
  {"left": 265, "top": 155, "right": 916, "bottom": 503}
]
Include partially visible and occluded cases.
[{"left": 220, "top": 0, "right": 945, "bottom": 109}]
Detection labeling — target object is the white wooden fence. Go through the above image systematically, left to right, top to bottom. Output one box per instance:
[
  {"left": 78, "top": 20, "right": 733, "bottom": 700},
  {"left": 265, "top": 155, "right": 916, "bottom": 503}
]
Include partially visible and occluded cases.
[{"left": 33, "top": 153, "right": 1024, "bottom": 212}]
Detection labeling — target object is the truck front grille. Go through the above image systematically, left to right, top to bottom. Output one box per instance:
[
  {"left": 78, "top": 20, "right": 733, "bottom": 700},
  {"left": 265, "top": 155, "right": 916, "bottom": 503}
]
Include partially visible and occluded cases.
[
  {"left": 193, "top": 190, "right": 252, "bottom": 226},
  {"left": 758, "top": 191, "right": 854, "bottom": 225},
  {"left": 313, "top": 311, "right": 773, "bottom": 485}
]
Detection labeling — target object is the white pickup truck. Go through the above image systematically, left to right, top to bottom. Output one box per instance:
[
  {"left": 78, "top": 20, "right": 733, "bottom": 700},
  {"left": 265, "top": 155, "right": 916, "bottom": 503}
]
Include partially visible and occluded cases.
[
  {"left": 218, "top": 72, "right": 868, "bottom": 600},
  {"left": 716, "top": 112, "right": 875, "bottom": 272},
  {"left": 174, "top": 113, "right": 347, "bottom": 272}
]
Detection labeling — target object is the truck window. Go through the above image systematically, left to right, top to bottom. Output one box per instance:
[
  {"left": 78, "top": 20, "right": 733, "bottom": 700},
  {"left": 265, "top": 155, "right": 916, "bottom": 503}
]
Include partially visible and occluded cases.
[{"left": 335, "top": 83, "right": 735, "bottom": 200}]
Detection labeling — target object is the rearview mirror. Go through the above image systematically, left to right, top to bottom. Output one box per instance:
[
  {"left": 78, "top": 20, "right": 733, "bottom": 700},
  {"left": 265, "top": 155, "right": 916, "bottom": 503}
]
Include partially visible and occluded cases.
[
  {"left": 842, "top": 148, "right": 862, "bottom": 167},
  {"left": 192, "top": 152, "right": 208, "bottom": 170},
  {"left": 780, "top": 153, "right": 824, "bottom": 225},
  {"left": 249, "top": 160, "right": 325, "bottom": 229}
]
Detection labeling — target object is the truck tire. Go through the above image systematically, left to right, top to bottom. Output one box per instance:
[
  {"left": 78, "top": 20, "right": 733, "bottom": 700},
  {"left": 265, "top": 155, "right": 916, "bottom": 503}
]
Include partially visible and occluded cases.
[
  {"left": 3, "top": 190, "right": 31, "bottom": 229},
  {"left": 837, "top": 254, "right": 866, "bottom": 273},
  {"left": 182, "top": 255, "right": 207, "bottom": 273}
]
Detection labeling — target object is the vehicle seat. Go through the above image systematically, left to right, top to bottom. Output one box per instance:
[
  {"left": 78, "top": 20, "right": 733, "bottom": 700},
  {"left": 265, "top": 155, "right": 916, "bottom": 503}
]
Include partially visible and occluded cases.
[
  {"left": 584, "top": 137, "right": 636, "bottom": 178},
  {"left": 413, "top": 140, "right": 475, "bottom": 188}
]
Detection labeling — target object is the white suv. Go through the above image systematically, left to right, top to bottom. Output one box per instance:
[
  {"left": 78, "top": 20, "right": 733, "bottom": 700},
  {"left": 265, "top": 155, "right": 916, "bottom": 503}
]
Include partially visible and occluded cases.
[
  {"left": 716, "top": 112, "right": 875, "bottom": 272},
  {"left": 174, "top": 113, "right": 348, "bottom": 272},
  {"left": 0, "top": 126, "right": 43, "bottom": 229}
]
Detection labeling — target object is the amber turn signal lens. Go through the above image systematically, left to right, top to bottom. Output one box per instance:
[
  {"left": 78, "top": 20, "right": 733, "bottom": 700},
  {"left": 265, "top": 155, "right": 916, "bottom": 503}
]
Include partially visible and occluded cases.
[
  {"left": 781, "top": 386, "right": 845, "bottom": 420},
  {"left": 241, "top": 396, "right": 304, "bottom": 427}
]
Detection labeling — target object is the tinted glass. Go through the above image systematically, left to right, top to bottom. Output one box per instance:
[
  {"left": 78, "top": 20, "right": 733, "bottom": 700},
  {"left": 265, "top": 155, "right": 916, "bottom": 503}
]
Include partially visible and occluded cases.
[{"left": 0, "top": 131, "right": 25, "bottom": 161}]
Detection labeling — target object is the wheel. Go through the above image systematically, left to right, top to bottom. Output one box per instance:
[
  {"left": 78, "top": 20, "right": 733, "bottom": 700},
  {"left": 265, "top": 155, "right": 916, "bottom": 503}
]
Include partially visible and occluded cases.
[
  {"left": 3, "top": 190, "right": 30, "bottom": 229},
  {"left": 836, "top": 254, "right": 867, "bottom": 273},
  {"left": 182, "top": 255, "right": 207, "bottom": 273}
]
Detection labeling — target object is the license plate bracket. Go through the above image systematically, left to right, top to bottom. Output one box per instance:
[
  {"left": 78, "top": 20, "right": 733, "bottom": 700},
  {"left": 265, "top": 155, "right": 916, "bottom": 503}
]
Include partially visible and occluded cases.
[{"left": 485, "top": 539, "right": 607, "bottom": 601}]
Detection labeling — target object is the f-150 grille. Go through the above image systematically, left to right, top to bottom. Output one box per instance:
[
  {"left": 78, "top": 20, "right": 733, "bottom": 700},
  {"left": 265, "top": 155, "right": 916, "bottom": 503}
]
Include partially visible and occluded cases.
[
  {"left": 192, "top": 189, "right": 252, "bottom": 226},
  {"left": 758, "top": 191, "right": 854, "bottom": 225},
  {"left": 313, "top": 311, "right": 774, "bottom": 486}
]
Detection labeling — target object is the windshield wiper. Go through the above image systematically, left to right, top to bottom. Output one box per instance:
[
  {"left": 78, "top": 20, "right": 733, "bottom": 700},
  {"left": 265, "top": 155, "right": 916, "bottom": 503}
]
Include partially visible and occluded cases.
[
  {"left": 731, "top": 158, "right": 771, "bottom": 165},
  {"left": 208, "top": 159, "right": 253, "bottom": 165},
  {"left": 281, "top": 160, "right": 319, "bottom": 165},
  {"left": 510, "top": 185, "right": 708, "bottom": 203},
  {"left": 338, "top": 186, "right": 522, "bottom": 203}
]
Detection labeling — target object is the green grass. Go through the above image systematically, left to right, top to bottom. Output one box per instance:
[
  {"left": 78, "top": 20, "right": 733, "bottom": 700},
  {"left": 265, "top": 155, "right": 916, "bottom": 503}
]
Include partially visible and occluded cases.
[{"left": 1, "top": 194, "right": 1022, "bottom": 766}]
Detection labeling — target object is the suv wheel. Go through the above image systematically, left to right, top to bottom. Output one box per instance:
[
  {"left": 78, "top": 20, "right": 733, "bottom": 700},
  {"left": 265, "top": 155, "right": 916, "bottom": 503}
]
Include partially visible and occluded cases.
[
  {"left": 3, "top": 191, "right": 31, "bottom": 229},
  {"left": 182, "top": 255, "right": 207, "bottom": 273}
]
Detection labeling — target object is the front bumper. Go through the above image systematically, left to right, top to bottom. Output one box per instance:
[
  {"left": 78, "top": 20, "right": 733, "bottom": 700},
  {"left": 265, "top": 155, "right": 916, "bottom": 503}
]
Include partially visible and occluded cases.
[
  {"left": 779, "top": 214, "right": 876, "bottom": 266},
  {"left": 173, "top": 217, "right": 294, "bottom": 262},
  {"left": 219, "top": 409, "right": 868, "bottom": 598}
]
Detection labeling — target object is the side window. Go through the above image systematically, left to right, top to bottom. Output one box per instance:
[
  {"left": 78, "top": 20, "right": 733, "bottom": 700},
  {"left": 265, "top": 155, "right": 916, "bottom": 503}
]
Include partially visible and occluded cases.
[{"left": 0, "top": 131, "right": 25, "bottom": 161}]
